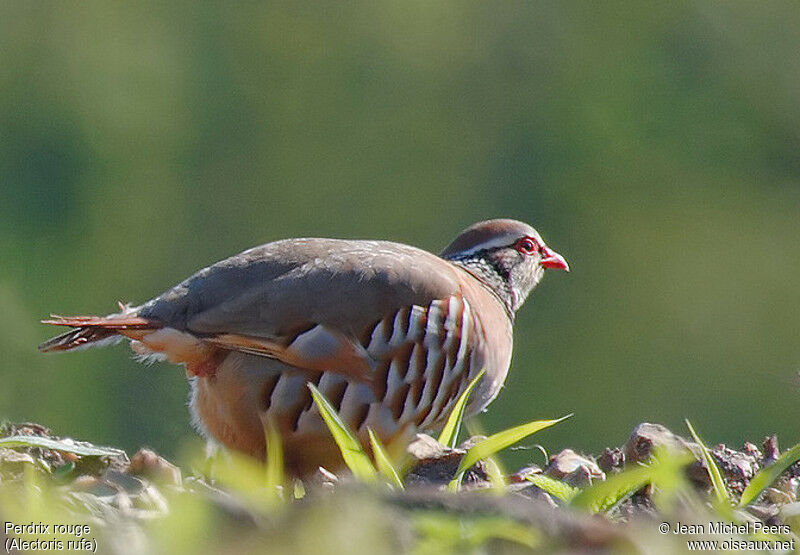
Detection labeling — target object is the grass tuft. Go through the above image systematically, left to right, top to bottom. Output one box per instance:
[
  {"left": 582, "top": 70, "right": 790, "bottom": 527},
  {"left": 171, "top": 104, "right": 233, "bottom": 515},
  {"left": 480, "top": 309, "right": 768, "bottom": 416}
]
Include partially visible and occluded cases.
[
  {"left": 437, "top": 369, "right": 485, "bottom": 449},
  {"left": 308, "top": 383, "right": 377, "bottom": 483},
  {"left": 448, "top": 414, "right": 572, "bottom": 491},
  {"left": 262, "top": 415, "right": 285, "bottom": 494},
  {"left": 685, "top": 419, "right": 731, "bottom": 506},
  {"left": 368, "top": 427, "right": 404, "bottom": 489},
  {"left": 0, "top": 435, "right": 124, "bottom": 458},
  {"left": 738, "top": 443, "right": 800, "bottom": 507},
  {"left": 524, "top": 473, "right": 580, "bottom": 502}
]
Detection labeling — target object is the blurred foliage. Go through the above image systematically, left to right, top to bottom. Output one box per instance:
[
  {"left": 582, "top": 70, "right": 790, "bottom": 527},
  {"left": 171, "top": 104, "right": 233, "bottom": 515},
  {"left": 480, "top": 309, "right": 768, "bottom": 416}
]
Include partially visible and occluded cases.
[
  {"left": 0, "top": 2, "right": 799, "bottom": 468},
  {"left": 2, "top": 422, "right": 798, "bottom": 554}
]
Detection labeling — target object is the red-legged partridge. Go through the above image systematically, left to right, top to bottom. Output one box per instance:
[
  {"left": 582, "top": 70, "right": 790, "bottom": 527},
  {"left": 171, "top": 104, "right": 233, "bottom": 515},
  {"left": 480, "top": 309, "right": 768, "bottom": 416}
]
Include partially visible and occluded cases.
[{"left": 40, "top": 219, "right": 568, "bottom": 474}]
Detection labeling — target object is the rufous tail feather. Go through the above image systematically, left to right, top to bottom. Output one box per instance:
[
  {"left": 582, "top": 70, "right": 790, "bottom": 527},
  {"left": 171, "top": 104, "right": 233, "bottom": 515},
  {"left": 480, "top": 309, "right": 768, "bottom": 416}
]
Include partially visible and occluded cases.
[{"left": 39, "top": 314, "right": 157, "bottom": 353}]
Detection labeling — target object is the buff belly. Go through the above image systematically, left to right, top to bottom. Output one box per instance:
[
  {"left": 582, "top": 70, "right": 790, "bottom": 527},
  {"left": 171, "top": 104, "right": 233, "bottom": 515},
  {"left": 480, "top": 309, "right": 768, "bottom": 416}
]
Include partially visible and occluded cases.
[
  {"left": 188, "top": 349, "right": 493, "bottom": 475},
  {"left": 188, "top": 351, "right": 413, "bottom": 474}
]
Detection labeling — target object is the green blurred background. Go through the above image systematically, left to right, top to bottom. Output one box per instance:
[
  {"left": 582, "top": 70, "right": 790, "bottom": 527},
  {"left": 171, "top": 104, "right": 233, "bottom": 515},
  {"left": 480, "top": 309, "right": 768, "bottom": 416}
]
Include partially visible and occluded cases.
[{"left": 1, "top": 2, "right": 798, "bottom": 467}]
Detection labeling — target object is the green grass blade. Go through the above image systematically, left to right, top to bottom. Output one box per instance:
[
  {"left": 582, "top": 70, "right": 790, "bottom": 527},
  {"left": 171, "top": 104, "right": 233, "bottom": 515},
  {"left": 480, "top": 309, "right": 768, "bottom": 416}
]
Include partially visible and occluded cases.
[
  {"left": 437, "top": 369, "right": 486, "bottom": 449},
  {"left": 308, "top": 383, "right": 376, "bottom": 483},
  {"left": 448, "top": 414, "right": 572, "bottom": 491},
  {"left": 262, "top": 415, "right": 285, "bottom": 492},
  {"left": 465, "top": 419, "right": 505, "bottom": 493},
  {"left": 685, "top": 419, "right": 730, "bottom": 505},
  {"left": 367, "top": 427, "right": 404, "bottom": 489},
  {"left": 0, "top": 435, "right": 125, "bottom": 457},
  {"left": 739, "top": 443, "right": 800, "bottom": 507},
  {"left": 202, "top": 448, "right": 285, "bottom": 510},
  {"left": 649, "top": 449, "right": 695, "bottom": 512},
  {"left": 483, "top": 456, "right": 507, "bottom": 493},
  {"left": 570, "top": 463, "right": 653, "bottom": 513},
  {"left": 524, "top": 473, "right": 580, "bottom": 502},
  {"left": 292, "top": 479, "right": 306, "bottom": 499},
  {"left": 413, "top": 512, "right": 539, "bottom": 552}
]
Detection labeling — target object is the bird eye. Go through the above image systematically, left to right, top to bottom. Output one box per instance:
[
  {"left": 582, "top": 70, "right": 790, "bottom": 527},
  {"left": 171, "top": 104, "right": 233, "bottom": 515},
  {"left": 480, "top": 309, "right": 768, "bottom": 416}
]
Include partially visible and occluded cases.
[{"left": 515, "top": 237, "right": 538, "bottom": 255}]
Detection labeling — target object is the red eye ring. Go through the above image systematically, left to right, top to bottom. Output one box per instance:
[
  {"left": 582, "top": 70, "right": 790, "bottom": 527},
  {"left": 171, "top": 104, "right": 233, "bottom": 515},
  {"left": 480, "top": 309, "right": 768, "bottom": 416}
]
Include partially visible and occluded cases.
[{"left": 515, "top": 237, "right": 539, "bottom": 255}]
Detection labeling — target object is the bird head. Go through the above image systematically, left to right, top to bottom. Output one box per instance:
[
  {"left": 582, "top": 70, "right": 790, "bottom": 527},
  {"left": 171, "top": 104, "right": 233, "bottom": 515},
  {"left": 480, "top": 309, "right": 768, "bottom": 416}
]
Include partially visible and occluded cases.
[{"left": 440, "top": 219, "right": 568, "bottom": 314}]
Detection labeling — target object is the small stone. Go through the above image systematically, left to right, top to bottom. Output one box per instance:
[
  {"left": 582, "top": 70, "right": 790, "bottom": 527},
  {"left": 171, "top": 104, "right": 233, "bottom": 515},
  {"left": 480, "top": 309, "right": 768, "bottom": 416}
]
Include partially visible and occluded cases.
[
  {"left": 0, "top": 422, "right": 51, "bottom": 437},
  {"left": 624, "top": 423, "right": 691, "bottom": 463},
  {"left": 405, "top": 434, "right": 488, "bottom": 487},
  {"left": 407, "top": 434, "right": 454, "bottom": 460},
  {"left": 457, "top": 435, "right": 487, "bottom": 451},
  {"left": 762, "top": 436, "right": 780, "bottom": 463},
  {"left": 743, "top": 442, "right": 761, "bottom": 459},
  {"left": 709, "top": 445, "right": 759, "bottom": 495},
  {"left": 597, "top": 447, "right": 625, "bottom": 473},
  {"left": 0, "top": 448, "right": 37, "bottom": 467},
  {"left": 129, "top": 448, "right": 181, "bottom": 486},
  {"left": 544, "top": 449, "right": 605, "bottom": 487},
  {"left": 507, "top": 465, "right": 542, "bottom": 484},
  {"left": 104, "top": 469, "right": 146, "bottom": 494},
  {"left": 72, "top": 475, "right": 100, "bottom": 489},
  {"left": 771, "top": 476, "right": 797, "bottom": 501},
  {"left": 86, "top": 480, "right": 123, "bottom": 498},
  {"left": 506, "top": 481, "right": 559, "bottom": 508},
  {"left": 765, "top": 487, "right": 793, "bottom": 505},
  {"left": 746, "top": 503, "right": 780, "bottom": 521}
]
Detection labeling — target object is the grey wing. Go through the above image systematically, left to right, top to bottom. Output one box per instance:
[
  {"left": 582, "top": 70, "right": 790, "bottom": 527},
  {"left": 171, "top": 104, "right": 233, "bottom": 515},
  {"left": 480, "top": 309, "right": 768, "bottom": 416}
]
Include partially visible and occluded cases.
[
  {"left": 138, "top": 237, "right": 464, "bottom": 341},
  {"left": 141, "top": 237, "right": 486, "bottom": 436}
]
